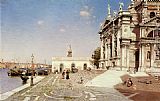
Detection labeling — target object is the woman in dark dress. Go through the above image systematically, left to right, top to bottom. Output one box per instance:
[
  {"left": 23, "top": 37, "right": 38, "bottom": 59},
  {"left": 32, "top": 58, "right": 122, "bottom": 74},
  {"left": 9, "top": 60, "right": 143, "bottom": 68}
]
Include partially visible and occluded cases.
[
  {"left": 62, "top": 70, "right": 65, "bottom": 79},
  {"left": 66, "top": 70, "right": 70, "bottom": 79}
]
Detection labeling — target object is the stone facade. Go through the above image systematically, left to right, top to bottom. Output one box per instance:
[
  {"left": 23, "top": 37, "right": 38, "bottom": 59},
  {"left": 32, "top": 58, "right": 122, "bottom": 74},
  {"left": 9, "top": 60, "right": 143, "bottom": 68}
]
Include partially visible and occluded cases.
[
  {"left": 99, "top": 0, "right": 160, "bottom": 72},
  {"left": 52, "top": 46, "right": 93, "bottom": 72},
  {"left": 52, "top": 57, "right": 92, "bottom": 72}
]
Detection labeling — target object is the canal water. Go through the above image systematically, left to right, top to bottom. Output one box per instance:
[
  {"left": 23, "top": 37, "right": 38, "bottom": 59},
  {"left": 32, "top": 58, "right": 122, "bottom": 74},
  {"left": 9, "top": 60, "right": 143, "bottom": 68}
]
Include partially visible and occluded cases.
[{"left": 0, "top": 68, "right": 22, "bottom": 94}]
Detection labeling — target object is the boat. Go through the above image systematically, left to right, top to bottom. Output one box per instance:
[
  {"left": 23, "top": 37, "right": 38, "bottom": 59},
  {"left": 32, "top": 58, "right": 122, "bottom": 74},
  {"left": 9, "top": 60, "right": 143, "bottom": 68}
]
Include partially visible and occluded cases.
[
  {"left": 7, "top": 67, "right": 22, "bottom": 76},
  {"left": 7, "top": 67, "right": 34, "bottom": 76},
  {"left": 35, "top": 67, "right": 51, "bottom": 75}
]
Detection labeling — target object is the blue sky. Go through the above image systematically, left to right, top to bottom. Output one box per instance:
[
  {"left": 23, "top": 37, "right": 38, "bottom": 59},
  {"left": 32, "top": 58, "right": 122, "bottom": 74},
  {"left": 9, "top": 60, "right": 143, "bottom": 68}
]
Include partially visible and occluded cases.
[{"left": 1, "top": 0, "right": 131, "bottom": 64}]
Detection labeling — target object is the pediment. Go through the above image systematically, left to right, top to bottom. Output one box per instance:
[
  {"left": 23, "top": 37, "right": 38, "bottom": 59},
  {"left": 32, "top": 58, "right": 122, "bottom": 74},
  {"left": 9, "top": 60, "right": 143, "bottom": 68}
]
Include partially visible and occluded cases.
[{"left": 140, "top": 16, "right": 160, "bottom": 27}]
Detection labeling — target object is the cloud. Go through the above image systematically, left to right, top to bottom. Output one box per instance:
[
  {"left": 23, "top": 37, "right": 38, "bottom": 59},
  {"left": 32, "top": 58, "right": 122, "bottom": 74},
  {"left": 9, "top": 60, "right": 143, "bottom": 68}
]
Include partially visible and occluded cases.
[
  {"left": 80, "top": 5, "right": 93, "bottom": 17},
  {"left": 80, "top": 10, "right": 90, "bottom": 17},
  {"left": 37, "top": 20, "right": 44, "bottom": 26},
  {"left": 59, "top": 28, "right": 66, "bottom": 33}
]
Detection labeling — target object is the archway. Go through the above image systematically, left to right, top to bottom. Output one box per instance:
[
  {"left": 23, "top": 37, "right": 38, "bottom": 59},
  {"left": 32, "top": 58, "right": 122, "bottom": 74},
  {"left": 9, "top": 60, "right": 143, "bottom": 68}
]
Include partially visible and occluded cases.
[
  {"left": 150, "top": 12, "right": 155, "bottom": 18},
  {"left": 135, "top": 50, "right": 139, "bottom": 72},
  {"left": 59, "top": 63, "right": 64, "bottom": 73},
  {"left": 71, "top": 63, "right": 75, "bottom": 68}
]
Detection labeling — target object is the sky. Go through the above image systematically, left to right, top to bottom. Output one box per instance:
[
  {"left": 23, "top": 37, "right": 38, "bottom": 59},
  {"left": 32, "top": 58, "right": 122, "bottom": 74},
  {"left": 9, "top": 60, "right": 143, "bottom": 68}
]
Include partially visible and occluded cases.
[{"left": 1, "top": 0, "right": 131, "bottom": 64}]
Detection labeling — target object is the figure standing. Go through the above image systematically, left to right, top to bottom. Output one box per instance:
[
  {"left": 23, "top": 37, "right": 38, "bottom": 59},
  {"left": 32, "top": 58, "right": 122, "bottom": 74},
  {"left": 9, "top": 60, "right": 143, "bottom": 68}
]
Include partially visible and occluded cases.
[
  {"left": 62, "top": 70, "right": 65, "bottom": 79},
  {"left": 66, "top": 70, "right": 70, "bottom": 80},
  {"left": 80, "top": 77, "right": 83, "bottom": 84},
  {"left": 126, "top": 78, "right": 133, "bottom": 87}
]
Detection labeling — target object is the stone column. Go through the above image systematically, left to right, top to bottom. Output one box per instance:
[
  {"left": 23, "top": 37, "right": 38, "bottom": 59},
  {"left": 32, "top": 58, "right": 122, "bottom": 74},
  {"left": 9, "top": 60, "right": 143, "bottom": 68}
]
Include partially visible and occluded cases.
[
  {"left": 117, "top": 30, "right": 121, "bottom": 67},
  {"left": 112, "top": 34, "right": 115, "bottom": 58},
  {"left": 100, "top": 36, "right": 106, "bottom": 69},
  {"left": 100, "top": 38, "right": 104, "bottom": 60},
  {"left": 108, "top": 39, "right": 111, "bottom": 67},
  {"left": 105, "top": 40, "right": 108, "bottom": 66},
  {"left": 121, "top": 42, "right": 130, "bottom": 71},
  {"left": 120, "top": 43, "right": 122, "bottom": 70},
  {"left": 121, "top": 44, "right": 126, "bottom": 68},
  {"left": 139, "top": 44, "right": 145, "bottom": 71},
  {"left": 150, "top": 44, "right": 155, "bottom": 68},
  {"left": 126, "top": 45, "right": 130, "bottom": 71}
]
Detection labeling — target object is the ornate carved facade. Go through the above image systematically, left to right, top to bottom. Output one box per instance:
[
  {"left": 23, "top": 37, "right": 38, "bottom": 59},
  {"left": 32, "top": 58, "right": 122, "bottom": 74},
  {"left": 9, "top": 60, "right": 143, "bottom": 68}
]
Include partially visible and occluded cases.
[{"left": 99, "top": 0, "right": 160, "bottom": 72}]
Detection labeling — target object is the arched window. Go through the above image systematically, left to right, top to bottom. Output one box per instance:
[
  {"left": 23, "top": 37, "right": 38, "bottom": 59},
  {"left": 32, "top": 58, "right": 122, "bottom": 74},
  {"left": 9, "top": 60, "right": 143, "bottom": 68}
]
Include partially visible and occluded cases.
[
  {"left": 150, "top": 12, "right": 155, "bottom": 18},
  {"left": 71, "top": 63, "right": 75, "bottom": 68}
]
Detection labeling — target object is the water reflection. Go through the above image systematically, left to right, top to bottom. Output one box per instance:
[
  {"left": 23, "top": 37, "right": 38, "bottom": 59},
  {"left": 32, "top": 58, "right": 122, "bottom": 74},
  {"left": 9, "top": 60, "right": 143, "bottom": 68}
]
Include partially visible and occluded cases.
[{"left": 0, "top": 68, "right": 22, "bottom": 94}]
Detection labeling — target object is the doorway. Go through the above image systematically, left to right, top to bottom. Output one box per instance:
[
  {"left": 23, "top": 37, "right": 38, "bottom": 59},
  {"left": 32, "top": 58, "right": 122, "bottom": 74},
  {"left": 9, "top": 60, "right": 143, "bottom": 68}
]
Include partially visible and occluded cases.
[
  {"left": 135, "top": 50, "right": 139, "bottom": 72},
  {"left": 60, "top": 63, "right": 64, "bottom": 73}
]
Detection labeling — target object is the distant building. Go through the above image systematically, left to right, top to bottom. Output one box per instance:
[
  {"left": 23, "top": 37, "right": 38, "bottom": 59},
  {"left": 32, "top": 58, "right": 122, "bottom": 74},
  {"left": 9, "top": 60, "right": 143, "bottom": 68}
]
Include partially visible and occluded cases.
[
  {"left": 99, "top": 0, "right": 160, "bottom": 72},
  {"left": 52, "top": 45, "right": 93, "bottom": 73}
]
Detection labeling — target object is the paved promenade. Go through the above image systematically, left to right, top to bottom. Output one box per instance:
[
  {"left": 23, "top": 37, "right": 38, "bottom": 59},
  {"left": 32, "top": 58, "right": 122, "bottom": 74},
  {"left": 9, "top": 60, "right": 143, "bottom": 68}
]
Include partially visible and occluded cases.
[{"left": 3, "top": 70, "right": 134, "bottom": 101}]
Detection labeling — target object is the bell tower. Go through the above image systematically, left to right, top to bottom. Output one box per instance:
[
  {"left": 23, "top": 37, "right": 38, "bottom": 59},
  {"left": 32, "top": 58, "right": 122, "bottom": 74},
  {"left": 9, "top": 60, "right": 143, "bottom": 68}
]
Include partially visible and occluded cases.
[{"left": 67, "top": 45, "right": 72, "bottom": 57}]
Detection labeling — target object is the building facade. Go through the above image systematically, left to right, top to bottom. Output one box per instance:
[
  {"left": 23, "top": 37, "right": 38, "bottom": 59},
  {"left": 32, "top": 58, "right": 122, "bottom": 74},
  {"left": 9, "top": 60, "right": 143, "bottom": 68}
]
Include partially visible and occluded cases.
[
  {"left": 99, "top": 0, "right": 160, "bottom": 72},
  {"left": 52, "top": 46, "right": 93, "bottom": 72}
]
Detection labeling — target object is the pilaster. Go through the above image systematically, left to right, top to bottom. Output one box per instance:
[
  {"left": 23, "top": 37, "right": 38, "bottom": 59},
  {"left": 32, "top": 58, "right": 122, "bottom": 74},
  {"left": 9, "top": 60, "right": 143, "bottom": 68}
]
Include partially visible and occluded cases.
[
  {"left": 120, "top": 39, "right": 130, "bottom": 70},
  {"left": 105, "top": 40, "right": 108, "bottom": 66}
]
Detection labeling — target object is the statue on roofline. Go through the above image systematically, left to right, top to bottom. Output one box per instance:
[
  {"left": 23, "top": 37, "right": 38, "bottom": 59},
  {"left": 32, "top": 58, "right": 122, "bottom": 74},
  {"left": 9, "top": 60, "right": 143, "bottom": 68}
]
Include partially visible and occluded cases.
[{"left": 119, "top": 2, "right": 124, "bottom": 11}]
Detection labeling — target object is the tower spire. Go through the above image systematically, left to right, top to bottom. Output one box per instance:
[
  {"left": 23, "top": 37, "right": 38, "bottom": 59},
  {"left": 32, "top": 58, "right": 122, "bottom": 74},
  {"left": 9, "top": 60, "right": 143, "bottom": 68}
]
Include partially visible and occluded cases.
[
  {"left": 107, "top": 0, "right": 111, "bottom": 20},
  {"left": 119, "top": 2, "right": 124, "bottom": 12},
  {"left": 157, "top": 3, "right": 160, "bottom": 16},
  {"left": 67, "top": 44, "right": 72, "bottom": 57}
]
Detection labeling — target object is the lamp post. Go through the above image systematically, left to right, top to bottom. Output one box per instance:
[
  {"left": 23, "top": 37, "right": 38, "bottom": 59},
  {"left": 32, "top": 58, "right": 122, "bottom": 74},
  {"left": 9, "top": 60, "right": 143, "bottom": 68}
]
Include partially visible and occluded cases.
[{"left": 30, "top": 54, "right": 34, "bottom": 86}]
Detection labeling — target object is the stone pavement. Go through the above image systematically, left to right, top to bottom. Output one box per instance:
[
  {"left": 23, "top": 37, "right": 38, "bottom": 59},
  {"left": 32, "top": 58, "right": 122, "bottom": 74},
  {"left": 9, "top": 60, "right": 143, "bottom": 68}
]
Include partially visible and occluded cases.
[
  {"left": 4, "top": 70, "right": 147, "bottom": 101},
  {"left": 85, "top": 70, "right": 127, "bottom": 88},
  {"left": 85, "top": 70, "right": 149, "bottom": 87},
  {"left": 85, "top": 70, "right": 150, "bottom": 101},
  {"left": 129, "top": 72, "right": 149, "bottom": 77}
]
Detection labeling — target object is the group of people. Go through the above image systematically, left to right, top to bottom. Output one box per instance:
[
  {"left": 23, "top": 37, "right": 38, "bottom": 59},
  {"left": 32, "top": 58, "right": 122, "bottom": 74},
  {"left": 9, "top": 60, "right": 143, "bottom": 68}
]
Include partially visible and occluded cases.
[{"left": 62, "top": 70, "right": 70, "bottom": 80}]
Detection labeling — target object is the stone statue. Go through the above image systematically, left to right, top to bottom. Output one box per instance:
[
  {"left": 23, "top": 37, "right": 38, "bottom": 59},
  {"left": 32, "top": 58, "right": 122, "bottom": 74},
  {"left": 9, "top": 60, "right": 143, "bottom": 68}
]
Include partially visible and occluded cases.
[
  {"left": 119, "top": 2, "right": 124, "bottom": 11},
  {"left": 108, "top": 4, "right": 111, "bottom": 16},
  {"left": 113, "top": 11, "right": 117, "bottom": 17},
  {"left": 67, "top": 45, "right": 72, "bottom": 57}
]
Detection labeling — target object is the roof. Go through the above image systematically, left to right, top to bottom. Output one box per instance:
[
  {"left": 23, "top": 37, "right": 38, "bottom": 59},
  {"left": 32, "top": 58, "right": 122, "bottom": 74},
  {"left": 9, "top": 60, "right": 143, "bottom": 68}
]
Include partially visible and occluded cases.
[{"left": 52, "top": 57, "right": 92, "bottom": 61}]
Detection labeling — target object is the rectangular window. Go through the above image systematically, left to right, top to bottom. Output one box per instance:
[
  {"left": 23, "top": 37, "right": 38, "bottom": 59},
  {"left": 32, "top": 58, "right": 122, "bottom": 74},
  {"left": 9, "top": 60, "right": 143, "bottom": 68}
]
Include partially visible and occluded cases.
[
  {"left": 155, "top": 44, "right": 160, "bottom": 60},
  {"left": 147, "top": 51, "right": 151, "bottom": 60}
]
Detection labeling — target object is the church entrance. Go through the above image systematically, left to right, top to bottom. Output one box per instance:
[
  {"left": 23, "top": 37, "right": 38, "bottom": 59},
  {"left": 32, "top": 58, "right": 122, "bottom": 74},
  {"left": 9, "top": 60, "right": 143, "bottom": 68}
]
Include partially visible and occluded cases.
[
  {"left": 135, "top": 50, "right": 139, "bottom": 72},
  {"left": 60, "top": 63, "right": 64, "bottom": 73}
]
